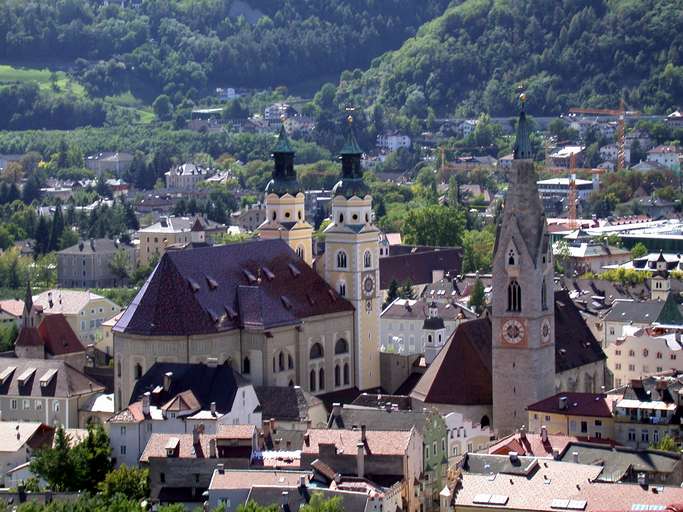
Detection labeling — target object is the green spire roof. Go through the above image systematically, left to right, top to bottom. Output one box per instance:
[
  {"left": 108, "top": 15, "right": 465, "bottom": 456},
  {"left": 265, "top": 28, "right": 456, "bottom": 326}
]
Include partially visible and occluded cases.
[
  {"left": 513, "top": 94, "right": 533, "bottom": 160},
  {"left": 340, "top": 116, "right": 363, "bottom": 155},
  {"left": 272, "top": 125, "right": 294, "bottom": 154}
]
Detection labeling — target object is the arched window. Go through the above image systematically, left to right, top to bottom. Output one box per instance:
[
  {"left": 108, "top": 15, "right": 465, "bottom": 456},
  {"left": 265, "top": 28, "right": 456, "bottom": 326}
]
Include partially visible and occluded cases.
[
  {"left": 272, "top": 211, "right": 277, "bottom": 220},
  {"left": 339, "top": 214, "right": 344, "bottom": 224},
  {"left": 296, "top": 246, "right": 304, "bottom": 259},
  {"left": 364, "top": 250, "right": 372, "bottom": 268},
  {"left": 508, "top": 250, "right": 515, "bottom": 266},
  {"left": 337, "top": 251, "right": 347, "bottom": 269},
  {"left": 541, "top": 277, "right": 548, "bottom": 310},
  {"left": 507, "top": 279, "right": 521, "bottom": 312},
  {"left": 338, "top": 282, "right": 346, "bottom": 297},
  {"left": 335, "top": 338, "right": 348, "bottom": 354},
  {"left": 310, "top": 343, "right": 324, "bottom": 359},
  {"left": 278, "top": 352, "right": 285, "bottom": 371},
  {"left": 288, "top": 354, "right": 294, "bottom": 369},
  {"left": 243, "top": 357, "right": 251, "bottom": 375},
  {"left": 273, "top": 357, "right": 276, "bottom": 372},
  {"left": 134, "top": 363, "right": 142, "bottom": 380},
  {"left": 343, "top": 363, "right": 350, "bottom": 385},
  {"left": 335, "top": 365, "right": 341, "bottom": 387},
  {"left": 318, "top": 368, "right": 325, "bottom": 391},
  {"left": 309, "top": 370, "right": 316, "bottom": 392},
  {"left": 288, "top": 380, "right": 294, "bottom": 387},
  {"left": 480, "top": 415, "right": 490, "bottom": 428}
]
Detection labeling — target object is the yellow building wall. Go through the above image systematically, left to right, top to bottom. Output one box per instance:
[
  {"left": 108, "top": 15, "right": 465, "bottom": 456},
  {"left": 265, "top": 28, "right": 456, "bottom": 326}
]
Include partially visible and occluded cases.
[{"left": 528, "top": 410, "right": 615, "bottom": 439}]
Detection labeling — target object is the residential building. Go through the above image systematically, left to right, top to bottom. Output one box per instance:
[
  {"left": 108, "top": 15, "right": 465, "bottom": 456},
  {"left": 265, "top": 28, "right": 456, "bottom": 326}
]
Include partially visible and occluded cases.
[
  {"left": 264, "top": 103, "right": 298, "bottom": 123},
  {"left": 666, "top": 110, "right": 683, "bottom": 129},
  {"left": 377, "top": 132, "right": 411, "bottom": 152},
  {"left": 599, "top": 143, "right": 630, "bottom": 164},
  {"left": 647, "top": 145, "right": 680, "bottom": 171},
  {"left": 548, "top": 146, "right": 584, "bottom": 168},
  {"left": 85, "top": 152, "right": 134, "bottom": 176},
  {"left": 0, "top": 154, "right": 23, "bottom": 172},
  {"left": 164, "top": 163, "right": 215, "bottom": 191},
  {"left": 536, "top": 177, "right": 594, "bottom": 201},
  {"left": 230, "top": 203, "right": 266, "bottom": 232},
  {"left": 136, "top": 215, "right": 226, "bottom": 265},
  {"left": 555, "top": 230, "right": 631, "bottom": 274},
  {"left": 57, "top": 238, "right": 136, "bottom": 288},
  {"left": 32, "top": 289, "right": 123, "bottom": 344},
  {"left": 602, "top": 295, "right": 683, "bottom": 347},
  {"left": 380, "top": 298, "right": 474, "bottom": 358},
  {"left": 0, "top": 299, "right": 23, "bottom": 327},
  {"left": 98, "top": 311, "right": 123, "bottom": 358},
  {"left": 0, "top": 359, "right": 104, "bottom": 428},
  {"left": 108, "top": 361, "right": 260, "bottom": 467},
  {"left": 611, "top": 374, "right": 683, "bottom": 448},
  {"left": 254, "top": 386, "right": 327, "bottom": 430},
  {"left": 78, "top": 392, "right": 114, "bottom": 427},
  {"left": 526, "top": 392, "right": 615, "bottom": 440},
  {"left": 327, "top": 403, "right": 448, "bottom": 503},
  {"left": 443, "top": 411, "right": 491, "bottom": 462},
  {"left": 0, "top": 422, "right": 54, "bottom": 487},
  {"left": 140, "top": 426, "right": 258, "bottom": 504},
  {"left": 301, "top": 428, "right": 423, "bottom": 512},
  {"left": 488, "top": 429, "right": 602, "bottom": 458},
  {"left": 560, "top": 441, "right": 683, "bottom": 485},
  {"left": 447, "top": 452, "right": 683, "bottom": 512},
  {"left": 206, "top": 469, "right": 311, "bottom": 512}
]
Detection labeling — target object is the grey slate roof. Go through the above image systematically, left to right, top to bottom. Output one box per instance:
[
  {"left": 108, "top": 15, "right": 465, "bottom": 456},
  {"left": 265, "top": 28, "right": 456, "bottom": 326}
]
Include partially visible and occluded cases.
[
  {"left": 59, "top": 238, "right": 132, "bottom": 255},
  {"left": 603, "top": 295, "right": 683, "bottom": 325},
  {"left": 0, "top": 359, "right": 104, "bottom": 398},
  {"left": 255, "top": 386, "right": 321, "bottom": 422},
  {"left": 328, "top": 404, "right": 430, "bottom": 434},
  {"left": 559, "top": 442, "right": 681, "bottom": 482},
  {"left": 463, "top": 453, "right": 538, "bottom": 476},
  {"left": 247, "top": 486, "right": 369, "bottom": 512}
]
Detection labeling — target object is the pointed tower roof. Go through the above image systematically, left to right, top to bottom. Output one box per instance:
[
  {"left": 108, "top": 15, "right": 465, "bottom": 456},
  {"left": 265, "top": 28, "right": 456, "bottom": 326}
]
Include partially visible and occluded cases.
[
  {"left": 513, "top": 94, "right": 533, "bottom": 160},
  {"left": 332, "top": 115, "right": 369, "bottom": 199},
  {"left": 265, "top": 125, "right": 302, "bottom": 196},
  {"left": 657, "top": 249, "right": 666, "bottom": 263},
  {"left": 24, "top": 279, "right": 33, "bottom": 314}
]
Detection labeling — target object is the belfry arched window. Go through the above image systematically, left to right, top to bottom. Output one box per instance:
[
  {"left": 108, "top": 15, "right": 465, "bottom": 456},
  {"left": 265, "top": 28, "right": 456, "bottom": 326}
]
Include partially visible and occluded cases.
[
  {"left": 337, "top": 251, "right": 347, "bottom": 269},
  {"left": 364, "top": 251, "right": 372, "bottom": 268},
  {"left": 507, "top": 279, "right": 521, "bottom": 312},
  {"left": 310, "top": 343, "right": 324, "bottom": 360},
  {"left": 335, "top": 365, "right": 341, "bottom": 387}
]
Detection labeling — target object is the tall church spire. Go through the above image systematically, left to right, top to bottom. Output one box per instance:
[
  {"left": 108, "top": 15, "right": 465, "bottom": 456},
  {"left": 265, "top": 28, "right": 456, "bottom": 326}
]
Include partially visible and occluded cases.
[
  {"left": 513, "top": 93, "right": 533, "bottom": 160},
  {"left": 332, "top": 115, "right": 369, "bottom": 199},
  {"left": 265, "top": 124, "right": 301, "bottom": 196}
]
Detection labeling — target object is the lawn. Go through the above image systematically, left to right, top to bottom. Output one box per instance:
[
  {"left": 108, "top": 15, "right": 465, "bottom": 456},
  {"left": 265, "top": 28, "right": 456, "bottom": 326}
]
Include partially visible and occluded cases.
[{"left": 0, "top": 64, "right": 86, "bottom": 97}]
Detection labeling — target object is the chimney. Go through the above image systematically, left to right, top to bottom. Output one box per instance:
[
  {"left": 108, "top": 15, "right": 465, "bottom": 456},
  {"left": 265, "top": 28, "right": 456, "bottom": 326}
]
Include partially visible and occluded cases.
[
  {"left": 207, "top": 357, "right": 218, "bottom": 368},
  {"left": 164, "top": 372, "right": 173, "bottom": 391},
  {"left": 142, "top": 392, "right": 151, "bottom": 416},
  {"left": 559, "top": 396, "right": 568, "bottom": 410},
  {"left": 210, "top": 401, "right": 216, "bottom": 416},
  {"left": 332, "top": 403, "right": 342, "bottom": 418},
  {"left": 270, "top": 418, "right": 277, "bottom": 434},
  {"left": 263, "top": 419, "right": 271, "bottom": 437},
  {"left": 361, "top": 424, "right": 367, "bottom": 443},
  {"left": 519, "top": 425, "right": 526, "bottom": 440},
  {"left": 541, "top": 426, "right": 548, "bottom": 443},
  {"left": 304, "top": 433, "right": 310, "bottom": 446},
  {"left": 209, "top": 438, "right": 216, "bottom": 458},
  {"left": 356, "top": 442, "right": 365, "bottom": 478},
  {"left": 552, "top": 449, "right": 560, "bottom": 460},
  {"left": 509, "top": 451, "right": 519, "bottom": 463},
  {"left": 572, "top": 451, "right": 579, "bottom": 464},
  {"left": 217, "top": 463, "right": 225, "bottom": 474},
  {"left": 637, "top": 472, "right": 647, "bottom": 486},
  {"left": 299, "top": 475, "right": 306, "bottom": 488},
  {"left": 281, "top": 491, "right": 289, "bottom": 509}
]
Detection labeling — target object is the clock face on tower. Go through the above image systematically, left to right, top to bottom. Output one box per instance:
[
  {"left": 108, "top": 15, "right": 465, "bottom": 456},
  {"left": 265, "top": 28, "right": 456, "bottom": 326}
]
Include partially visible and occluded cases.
[
  {"left": 363, "top": 275, "right": 375, "bottom": 297},
  {"left": 541, "top": 318, "right": 552, "bottom": 344},
  {"left": 502, "top": 319, "right": 526, "bottom": 345}
]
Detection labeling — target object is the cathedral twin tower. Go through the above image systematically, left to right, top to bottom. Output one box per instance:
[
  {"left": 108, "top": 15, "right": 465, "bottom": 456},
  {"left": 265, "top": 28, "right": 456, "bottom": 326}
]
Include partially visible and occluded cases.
[{"left": 257, "top": 119, "right": 381, "bottom": 391}]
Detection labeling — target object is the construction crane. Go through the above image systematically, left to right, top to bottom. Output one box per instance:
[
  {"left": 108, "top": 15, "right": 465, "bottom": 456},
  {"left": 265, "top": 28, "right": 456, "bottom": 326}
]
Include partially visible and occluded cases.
[{"left": 568, "top": 100, "right": 640, "bottom": 173}]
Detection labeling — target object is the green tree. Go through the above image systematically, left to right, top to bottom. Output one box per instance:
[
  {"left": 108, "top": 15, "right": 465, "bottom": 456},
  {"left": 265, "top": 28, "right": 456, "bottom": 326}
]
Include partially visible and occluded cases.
[
  {"left": 153, "top": 94, "right": 173, "bottom": 121},
  {"left": 49, "top": 203, "right": 65, "bottom": 252},
  {"left": 402, "top": 205, "right": 466, "bottom": 247},
  {"left": 34, "top": 216, "right": 51, "bottom": 255},
  {"left": 461, "top": 229, "right": 495, "bottom": 272},
  {"left": 630, "top": 242, "right": 649, "bottom": 259},
  {"left": 109, "top": 249, "right": 132, "bottom": 283},
  {"left": 468, "top": 278, "right": 486, "bottom": 314},
  {"left": 384, "top": 279, "right": 400, "bottom": 308},
  {"left": 399, "top": 279, "right": 415, "bottom": 300},
  {"left": 0, "top": 323, "right": 18, "bottom": 352},
  {"left": 70, "top": 423, "right": 113, "bottom": 491},
  {"left": 31, "top": 426, "right": 74, "bottom": 491},
  {"left": 650, "top": 434, "right": 678, "bottom": 452},
  {"left": 98, "top": 465, "right": 149, "bottom": 501},
  {"left": 300, "top": 493, "right": 344, "bottom": 512}
]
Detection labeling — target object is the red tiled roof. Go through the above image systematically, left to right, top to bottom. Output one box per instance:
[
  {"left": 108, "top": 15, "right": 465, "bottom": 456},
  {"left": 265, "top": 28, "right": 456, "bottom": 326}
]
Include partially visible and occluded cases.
[
  {"left": 116, "top": 240, "right": 353, "bottom": 336},
  {"left": 0, "top": 299, "right": 24, "bottom": 317},
  {"left": 38, "top": 314, "right": 85, "bottom": 356},
  {"left": 527, "top": 392, "right": 613, "bottom": 418},
  {"left": 217, "top": 424, "right": 256, "bottom": 440},
  {"left": 302, "top": 428, "right": 412, "bottom": 456},
  {"left": 488, "top": 432, "right": 615, "bottom": 457}
]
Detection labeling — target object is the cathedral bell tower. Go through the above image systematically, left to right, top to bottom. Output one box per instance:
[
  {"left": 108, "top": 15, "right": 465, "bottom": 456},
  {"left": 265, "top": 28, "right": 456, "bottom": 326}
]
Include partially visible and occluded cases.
[
  {"left": 491, "top": 95, "right": 555, "bottom": 436},
  {"left": 324, "top": 115, "right": 380, "bottom": 390},
  {"left": 257, "top": 124, "right": 313, "bottom": 265}
]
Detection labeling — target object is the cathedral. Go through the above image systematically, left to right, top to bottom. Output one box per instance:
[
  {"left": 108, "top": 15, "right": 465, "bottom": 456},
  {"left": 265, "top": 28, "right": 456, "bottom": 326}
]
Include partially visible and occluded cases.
[
  {"left": 411, "top": 98, "right": 607, "bottom": 436},
  {"left": 113, "top": 119, "right": 381, "bottom": 409}
]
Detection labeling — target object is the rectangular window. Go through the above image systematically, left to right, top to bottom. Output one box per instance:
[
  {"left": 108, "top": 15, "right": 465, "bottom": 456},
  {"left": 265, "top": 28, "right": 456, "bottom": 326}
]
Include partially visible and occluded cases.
[
  {"left": 609, "top": 327, "right": 615, "bottom": 335},
  {"left": 615, "top": 350, "right": 621, "bottom": 356},
  {"left": 615, "top": 363, "right": 622, "bottom": 370},
  {"left": 629, "top": 364, "right": 635, "bottom": 371},
  {"left": 10, "top": 399, "right": 17, "bottom": 409},
  {"left": 23, "top": 399, "right": 30, "bottom": 410},
  {"left": 35, "top": 400, "right": 42, "bottom": 410},
  {"left": 545, "top": 415, "right": 550, "bottom": 421},
  {"left": 595, "top": 420, "right": 602, "bottom": 426},
  {"left": 581, "top": 421, "right": 588, "bottom": 434},
  {"left": 120, "top": 426, "right": 126, "bottom": 436},
  {"left": 628, "top": 430, "right": 636, "bottom": 441},
  {"left": 641, "top": 431, "right": 649, "bottom": 442},
  {"left": 120, "top": 445, "right": 126, "bottom": 455},
  {"left": 425, "top": 446, "right": 429, "bottom": 459},
  {"left": 160, "top": 473, "right": 165, "bottom": 484}
]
